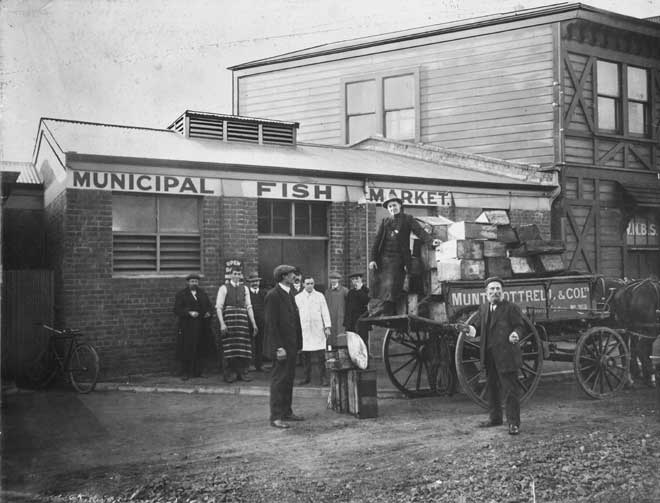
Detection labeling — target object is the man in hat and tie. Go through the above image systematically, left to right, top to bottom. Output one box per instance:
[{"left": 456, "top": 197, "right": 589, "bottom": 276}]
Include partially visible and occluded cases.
[
  {"left": 369, "top": 196, "right": 437, "bottom": 316},
  {"left": 264, "top": 264, "right": 304, "bottom": 428},
  {"left": 325, "top": 271, "right": 348, "bottom": 345},
  {"left": 246, "top": 272, "right": 266, "bottom": 372},
  {"left": 173, "top": 273, "right": 213, "bottom": 380},
  {"left": 462, "top": 277, "right": 524, "bottom": 435}
]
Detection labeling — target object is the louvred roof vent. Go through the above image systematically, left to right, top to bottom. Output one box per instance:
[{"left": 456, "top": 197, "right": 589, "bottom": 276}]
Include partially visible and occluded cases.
[{"left": 167, "top": 111, "right": 298, "bottom": 146}]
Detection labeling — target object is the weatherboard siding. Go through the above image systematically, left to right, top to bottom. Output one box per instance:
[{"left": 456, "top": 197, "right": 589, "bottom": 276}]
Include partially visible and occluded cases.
[{"left": 237, "top": 24, "right": 556, "bottom": 165}]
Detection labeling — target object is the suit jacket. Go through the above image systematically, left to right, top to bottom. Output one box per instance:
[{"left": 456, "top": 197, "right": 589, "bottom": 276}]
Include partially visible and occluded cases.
[
  {"left": 371, "top": 213, "right": 432, "bottom": 270},
  {"left": 264, "top": 284, "right": 302, "bottom": 355},
  {"left": 345, "top": 285, "right": 370, "bottom": 332},
  {"left": 173, "top": 287, "right": 213, "bottom": 357},
  {"left": 248, "top": 288, "right": 266, "bottom": 329},
  {"left": 472, "top": 299, "right": 524, "bottom": 373}
]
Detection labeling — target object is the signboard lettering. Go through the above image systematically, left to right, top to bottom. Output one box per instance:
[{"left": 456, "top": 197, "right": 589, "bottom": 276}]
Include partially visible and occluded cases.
[
  {"left": 70, "top": 171, "right": 220, "bottom": 195},
  {"left": 257, "top": 181, "right": 333, "bottom": 200},
  {"left": 368, "top": 187, "right": 451, "bottom": 207},
  {"left": 224, "top": 258, "right": 243, "bottom": 283}
]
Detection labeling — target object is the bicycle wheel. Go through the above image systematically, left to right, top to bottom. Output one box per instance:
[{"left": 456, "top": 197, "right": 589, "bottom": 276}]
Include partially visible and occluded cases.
[
  {"left": 69, "top": 343, "right": 99, "bottom": 393},
  {"left": 24, "top": 347, "right": 57, "bottom": 389}
]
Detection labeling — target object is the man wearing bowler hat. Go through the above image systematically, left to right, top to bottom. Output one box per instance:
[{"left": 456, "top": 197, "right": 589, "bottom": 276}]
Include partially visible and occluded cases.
[
  {"left": 369, "top": 195, "right": 437, "bottom": 316},
  {"left": 264, "top": 264, "right": 304, "bottom": 428},
  {"left": 173, "top": 273, "right": 213, "bottom": 380},
  {"left": 462, "top": 276, "right": 525, "bottom": 435}
]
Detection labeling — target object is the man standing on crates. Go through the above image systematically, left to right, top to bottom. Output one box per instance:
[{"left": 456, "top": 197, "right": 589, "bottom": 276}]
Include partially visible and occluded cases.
[{"left": 462, "top": 276, "right": 524, "bottom": 435}]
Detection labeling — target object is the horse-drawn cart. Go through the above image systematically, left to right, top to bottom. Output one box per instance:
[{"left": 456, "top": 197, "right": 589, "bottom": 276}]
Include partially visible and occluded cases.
[{"left": 365, "top": 274, "right": 631, "bottom": 408}]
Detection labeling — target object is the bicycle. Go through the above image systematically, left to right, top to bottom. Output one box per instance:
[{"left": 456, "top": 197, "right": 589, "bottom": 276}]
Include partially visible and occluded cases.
[{"left": 24, "top": 323, "right": 100, "bottom": 393}]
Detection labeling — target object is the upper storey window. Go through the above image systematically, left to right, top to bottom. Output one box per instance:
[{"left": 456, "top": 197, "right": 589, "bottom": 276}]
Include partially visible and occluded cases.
[
  {"left": 596, "top": 60, "right": 649, "bottom": 136},
  {"left": 344, "top": 70, "right": 419, "bottom": 144}
]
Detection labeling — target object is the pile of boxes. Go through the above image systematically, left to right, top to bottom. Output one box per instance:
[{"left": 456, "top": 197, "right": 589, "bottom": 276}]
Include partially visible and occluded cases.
[{"left": 415, "top": 211, "right": 566, "bottom": 295}]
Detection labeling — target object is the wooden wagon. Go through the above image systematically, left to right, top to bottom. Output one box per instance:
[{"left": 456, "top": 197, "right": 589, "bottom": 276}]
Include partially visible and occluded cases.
[{"left": 365, "top": 274, "right": 631, "bottom": 407}]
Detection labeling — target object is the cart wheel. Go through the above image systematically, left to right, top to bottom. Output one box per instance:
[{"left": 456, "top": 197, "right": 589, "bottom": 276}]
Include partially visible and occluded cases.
[
  {"left": 454, "top": 311, "right": 543, "bottom": 409},
  {"left": 574, "top": 326, "right": 629, "bottom": 399},
  {"left": 382, "top": 328, "right": 444, "bottom": 397}
]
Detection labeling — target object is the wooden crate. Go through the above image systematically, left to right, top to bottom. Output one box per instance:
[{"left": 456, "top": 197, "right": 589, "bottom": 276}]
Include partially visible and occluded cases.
[
  {"left": 475, "top": 210, "right": 510, "bottom": 225},
  {"left": 414, "top": 216, "right": 452, "bottom": 241},
  {"left": 448, "top": 222, "right": 498, "bottom": 241},
  {"left": 515, "top": 224, "right": 542, "bottom": 242},
  {"left": 497, "top": 225, "right": 519, "bottom": 244},
  {"left": 437, "top": 239, "right": 484, "bottom": 260},
  {"left": 483, "top": 240, "right": 507, "bottom": 258},
  {"left": 523, "top": 240, "right": 566, "bottom": 255},
  {"left": 419, "top": 243, "right": 440, "bottom": 270},
  {"left": 535, "top": 254, "right": 566, "bottom": 273},
  {"left": 510, "top": 256, "right": 536, "bottom": 276},
  {"left": 485, "top": 257, "right": 513, "bottom": 278},
  {"left": 437, "top": 259, "right": 485, "bottom": 281},
  {"left": 423, "top": 267, "right": 443, "bottom": 296},
  {"left": 407, "top": 293, "right": 419, "bottom": 315},
  {"left": 347, "top": 369, "right": 378, "bottom": 419},
  {"left": 329, "top": 370, "right": 350, "bottom": 413}
]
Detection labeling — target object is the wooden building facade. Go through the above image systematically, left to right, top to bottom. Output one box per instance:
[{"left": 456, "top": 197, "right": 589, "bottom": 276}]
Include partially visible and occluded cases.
[{"left": 230, "top": 3, "right": 660, "bottom": 279}]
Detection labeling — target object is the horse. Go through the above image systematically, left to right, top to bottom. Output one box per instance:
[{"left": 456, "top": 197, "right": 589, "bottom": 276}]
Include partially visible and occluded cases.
[{"left": 598, "top": 277, "right": 660, "bottom": 387}]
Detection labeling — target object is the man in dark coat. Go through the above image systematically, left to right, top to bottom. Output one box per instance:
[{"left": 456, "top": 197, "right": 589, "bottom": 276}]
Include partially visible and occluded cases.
[
  {"left": 368, "top": 196, "right": 437, "bottom": 316},
  {"left": 264, "top": 264, "right": 304, "bottom": 429},
  {"left": 247, "top": 272, "right": 266, "bottom": 372},
  {"left": 345, "top": 272, "right": 370, "bottom": 346},
  {"left": 173, "top": 273, "right": 213, "bottom": 380},
  {"left": 463, "top": 277, "right": 525, "bottom": 435}
]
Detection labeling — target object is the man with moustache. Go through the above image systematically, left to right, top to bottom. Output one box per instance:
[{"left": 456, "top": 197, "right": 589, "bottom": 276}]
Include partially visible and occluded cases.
[{"left": 462, "top": 277, "right": 525, "bottom": 435}]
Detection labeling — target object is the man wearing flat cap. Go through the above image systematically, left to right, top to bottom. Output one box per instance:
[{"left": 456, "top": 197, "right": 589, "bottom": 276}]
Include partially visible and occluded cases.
[
  {"left": 369, "top": 195, "right": 438, "bottom": 316},
  {"left": 264, "top": 264, "right": 304, "bottom": 428},
  {"left": 173, "top": 273, "right": 213, "bottom": 380},
  {"left": 462, "top": 276, "right": 525, "bottom": 435}
]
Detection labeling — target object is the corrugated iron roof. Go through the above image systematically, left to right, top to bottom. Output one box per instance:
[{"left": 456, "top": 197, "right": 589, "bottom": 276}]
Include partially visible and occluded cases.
[
  {"left": 37, "top": 118, "right": 554, "bottom": 188},
  {"left": 0, "top": 161, "right": 40, "bottom": 184}
]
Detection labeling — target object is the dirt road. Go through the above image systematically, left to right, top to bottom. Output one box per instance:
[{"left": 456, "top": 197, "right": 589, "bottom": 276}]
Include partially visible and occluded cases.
[{"left": 2, "top": 380, "right": 660, "bottom": 502}]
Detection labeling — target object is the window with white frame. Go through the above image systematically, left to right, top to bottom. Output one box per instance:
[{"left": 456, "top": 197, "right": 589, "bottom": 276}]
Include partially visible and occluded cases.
[
  {"left": 596, "top": 60, "right": 649, "bottom": 136},
  {"left": 344, "top": 70, "right": 418, "bottom": 144},
  {"left": 112, "top": 193, "right": 201, "bottom": 273}
]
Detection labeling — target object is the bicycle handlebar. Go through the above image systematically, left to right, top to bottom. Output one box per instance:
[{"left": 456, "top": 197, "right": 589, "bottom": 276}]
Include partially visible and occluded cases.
[{"left": 36, "top": 323, "right": 81, "bottom": 336}]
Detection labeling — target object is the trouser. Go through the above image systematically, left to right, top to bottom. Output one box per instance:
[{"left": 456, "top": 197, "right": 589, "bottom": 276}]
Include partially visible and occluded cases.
[
  {"left": 253, "top": 324, "right": 264, "bottom": 370},
  {"left": 630, "top": 334, "right": 654, "bottom": 383},
  {"left": 270, "top": 348, "right": 297, "bottom": 421},
  {"left": 485, "top": 349, "right": 521, "bottom": 426},
  {"left": 301, "top": 350, "right": 326, "bottom": 383},
  {"left": 181, "top": 355, "right": 201, "bottom": 378},
  {"left": 225, "top": 357, "right": 249, "bottom": 378}
]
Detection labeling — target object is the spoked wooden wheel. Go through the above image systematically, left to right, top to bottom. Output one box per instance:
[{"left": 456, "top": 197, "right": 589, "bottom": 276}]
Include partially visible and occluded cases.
[
  {"left": 454, "top": 311, "right": 544, "bottom": 409},
  {"left": 574, "top": 326, "right": 629, "bottom": 399},
  {"left": 383, "top": 327, "right": 453, "bottom": 397}
]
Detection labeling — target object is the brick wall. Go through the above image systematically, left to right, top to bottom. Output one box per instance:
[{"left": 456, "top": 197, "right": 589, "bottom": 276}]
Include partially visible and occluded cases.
[
  {"left": 45, "top": 189, "right": 226, "bottom": 379},
  {"left": 220, "top": 197, "right": 259, "bottom": 275}
]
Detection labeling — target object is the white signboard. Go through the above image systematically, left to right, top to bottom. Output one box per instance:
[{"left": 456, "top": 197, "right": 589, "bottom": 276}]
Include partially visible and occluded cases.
[
  {"left": 69, "top": 171, "right": 221, "bottom": 195},
  {"left": 367, "top": 187, "right": 451, "bottom": 207}
]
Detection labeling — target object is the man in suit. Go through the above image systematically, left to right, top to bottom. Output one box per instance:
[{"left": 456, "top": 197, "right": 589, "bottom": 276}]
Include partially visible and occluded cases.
[
  {"left": 368, "top": 196, "right": 438, "bottom": 316},
  {"left": 265, "top": 264, "right": 304, "bottom": 429},
  {"left": 325, "top": 271, "right": 348, "bottom": 344},
  {"left": 246, "top": 272, "right": 266, "bottom": 372},
  {"left": 173, "top": 273, "right": 213, "bottom": 380},
  {"left": 463, "top": 277, "right": 524, "bottom": 435}
]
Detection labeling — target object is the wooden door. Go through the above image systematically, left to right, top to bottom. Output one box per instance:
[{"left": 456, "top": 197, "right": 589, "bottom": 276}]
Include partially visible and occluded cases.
[
  {"left": 258, "top": 239, "right": 328, "bottom": 290},
  {"left": 1, "top": 270, "right": 54, "bottom": 378}
]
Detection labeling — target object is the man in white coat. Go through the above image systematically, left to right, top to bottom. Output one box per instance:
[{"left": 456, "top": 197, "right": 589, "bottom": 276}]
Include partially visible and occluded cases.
[{"left": 295, "top": 276, "right": 332, "bottom": 386}]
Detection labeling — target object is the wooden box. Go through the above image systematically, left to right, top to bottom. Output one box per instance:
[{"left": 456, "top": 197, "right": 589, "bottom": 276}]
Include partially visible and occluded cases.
[
  {"left": 475, "top": 210, "right": 510, "bottom": 225},
  {"left": 414, "top": 216, "right": 453, "bottom": 241},
  {"left": 448, "top": 222, "right": 498, "bottom": 241},
  {"left": 515, "top": 224, "right": 542, "bottom": 242},
  {"left": 497, "top": 225, "right": 519, "bottom": 244},
  {"left": 437, "top": 239, "right": 484, "bottom": 260},
  {"left": 483, "top": 240, "right": 507, "bottom": 258},
  {"left": 523, "top": 240, "right": 566, "bottom": 255},
  {"left": 419, "top": 243, "right": 440, "bottom": 270},
  {"left": 535, "top": 254, "right": 566, "bottom": 273},
  {"left": 510, "top": 256, "right": 536, "bottom": 276},
  {"left": 485, "top": 257, "right": 513, "bottom": 278},
  {"left": 437, "top": 259, "right": 485, "bottom": 281},
  {"left": 423, "top": 267, "right": 443, "bottom": 296},
  {"left": 407, "top": 293, "right": 419, "bottom": 315},
  {"left": 347, "top": 369, "right": 378, "bottom": 419},
  {"left": 329, "top": 370, "right": 350, "bottom": 413}
]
